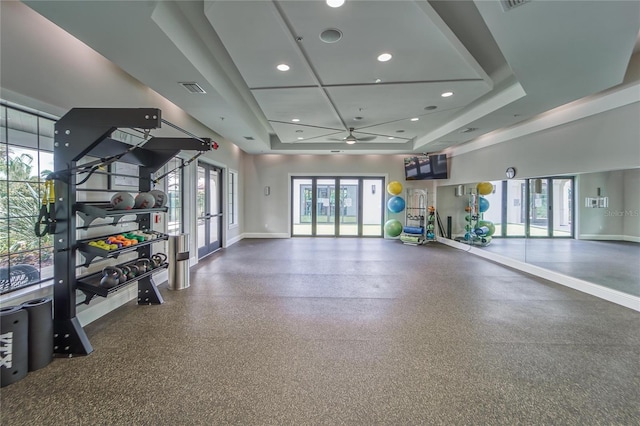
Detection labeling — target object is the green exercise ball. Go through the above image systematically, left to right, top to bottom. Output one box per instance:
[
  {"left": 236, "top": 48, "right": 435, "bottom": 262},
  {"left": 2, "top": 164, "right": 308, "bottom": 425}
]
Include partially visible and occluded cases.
[{"left": 384, "top": 219, "right": 403, "bottom": 237}]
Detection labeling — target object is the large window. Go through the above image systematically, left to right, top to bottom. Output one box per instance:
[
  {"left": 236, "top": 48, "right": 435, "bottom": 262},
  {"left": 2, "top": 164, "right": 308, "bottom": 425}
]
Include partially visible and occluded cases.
[
  {"left": 1, "top": 104, "right": 56, "bottom": 294},
  {"left": 166, "top": 157, "right": 184, "bottom": 234}
]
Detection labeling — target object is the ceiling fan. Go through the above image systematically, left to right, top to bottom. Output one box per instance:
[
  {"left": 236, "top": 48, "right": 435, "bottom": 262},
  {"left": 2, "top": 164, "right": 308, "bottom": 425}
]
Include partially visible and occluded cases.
[{"left": 329, "top": 128, "right": 377, "bottom": 144}]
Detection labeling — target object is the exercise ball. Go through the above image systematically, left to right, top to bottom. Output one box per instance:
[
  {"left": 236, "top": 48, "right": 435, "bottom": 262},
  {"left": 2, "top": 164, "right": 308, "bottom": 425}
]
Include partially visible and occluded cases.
[
  {"left": 387, "top": 181, "right": 403, "bottom": 196},
  {"left": 477, "top": 182, "right": 494, "bottom": 196},
  {"left": 149, "top": 189, "right": 168, "bottom": 208},
  {"left": 110, "top": 192, "right": 134, "bottom": 210},
  {"left": 134, "top": 192, "right": 156, "bottom": 209},
  {"left": 387, "top": 196, "right": 405, "bottom": 213},
  {"left": 478, "top": 196, "right": 490, "bottom": 213},
  {"left": 384, "top": 219, "right": 403, "bottom": 237},
  {"left": 478, "top": 220, "right": 496, "bottom": 236}
]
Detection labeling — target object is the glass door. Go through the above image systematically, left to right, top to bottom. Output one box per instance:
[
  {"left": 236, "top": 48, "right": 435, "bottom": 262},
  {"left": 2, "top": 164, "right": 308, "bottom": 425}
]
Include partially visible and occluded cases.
[
  {"left": 197, "top": 162, "right": 222, "bottom": 258},
  {"left": 291, "top": 177, "right": 384, "bottom": 237},
  {"left": 316, "top": 179, "right": 336, "bottom": 236}
]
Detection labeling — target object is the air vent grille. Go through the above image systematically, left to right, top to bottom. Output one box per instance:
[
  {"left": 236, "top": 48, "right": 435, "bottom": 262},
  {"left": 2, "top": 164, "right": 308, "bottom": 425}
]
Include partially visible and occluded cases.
[
  {"left": 501, "top": 0, "right": 530, "bottom": 11},
  {"left": 179, "top": 82, "right": 206, "bottom": 94},
  {"left": 460, "top": 127, "right": 478, "bottom": 133},
  {"left": 244, "top": 136, "right": 255, "bottom": 140}
]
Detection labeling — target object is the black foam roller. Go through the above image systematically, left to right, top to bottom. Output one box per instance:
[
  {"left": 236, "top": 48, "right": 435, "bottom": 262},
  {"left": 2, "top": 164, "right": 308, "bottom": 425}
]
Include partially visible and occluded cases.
[
  {"left": 21, "top": 298, "right": 53, "bottom": 371},
  {"left": 0, "top": 305, "right": 29, "bottom": 387}
]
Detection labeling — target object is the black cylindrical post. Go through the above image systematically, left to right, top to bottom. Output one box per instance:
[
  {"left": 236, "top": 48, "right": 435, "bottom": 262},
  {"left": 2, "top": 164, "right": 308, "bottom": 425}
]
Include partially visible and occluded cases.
[
  {"left": 447, "top": 216, "right": 452, "bottom": 239},
  {"left": 21, "top": 298, "right": 53, "bottom": 371},
  {"left": 0, "top": 306, "right": 29, "bottom": 387}
]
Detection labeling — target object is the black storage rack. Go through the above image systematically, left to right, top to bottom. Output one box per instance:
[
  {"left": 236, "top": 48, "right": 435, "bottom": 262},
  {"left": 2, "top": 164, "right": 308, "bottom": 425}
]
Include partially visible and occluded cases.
[{"left": 52, "top": 108, "right": 212, "bottom": 356}]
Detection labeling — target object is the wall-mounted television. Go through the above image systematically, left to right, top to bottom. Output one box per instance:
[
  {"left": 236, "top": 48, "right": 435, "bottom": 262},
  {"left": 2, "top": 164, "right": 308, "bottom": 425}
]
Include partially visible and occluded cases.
[{"left": 404, "top": 154, "right": 448, "bottom": 180}]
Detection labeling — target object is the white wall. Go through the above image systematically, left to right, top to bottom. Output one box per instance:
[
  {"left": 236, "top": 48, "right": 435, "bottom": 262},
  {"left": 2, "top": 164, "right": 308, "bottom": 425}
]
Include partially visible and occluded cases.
[
  {"left": 439, "top": 102, "right": 640, "bottom": 186},
  {"left": 241, "top": 154, "right": 435, "bottom": 236},
  {"left": 578, "top": 170, "right": 625, "bottom": 238}
]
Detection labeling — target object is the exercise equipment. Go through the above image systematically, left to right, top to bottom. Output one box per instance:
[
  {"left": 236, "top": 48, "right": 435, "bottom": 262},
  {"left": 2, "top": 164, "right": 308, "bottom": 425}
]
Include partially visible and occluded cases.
[
  {"left": 386, "top": 181, "right": 403, "bottom": 196},
  {"left": 477, "top": 181, "right": 494, "bottom": 196},
  {"left": 149, "top": 189, "right": 167, "bottom": 208},
  {"left": 110, "top": 192, "right": 135, "bottom": 210},
  {"left": 134, "top": 192, "right": 155, "bottom": 209},
  {"left": 387, "top": 196, "right": 405, "bottom": 213},
  {"left": 478, "top": 196, "right": 490, "bottom": 213},
  {"left": 384, "top": 219, "right": 403, "bottom": 237},
  {"left": 477, "top": 220, "right": 496, "bottom": 237},
  {"left": 403, "top": 226, "right": 424, "bottom": 235},
  {"left": 151, "top": 253, "right": 168, "bottom": 268},
  {"left": 99, "top": 267, "right": 121, "bottom": 288},
  {"left": 20, "top": 298, "right": 53, "bottom": 372},
  {"left": 0, "top": 306, "right": 28, "bottom": 387}
]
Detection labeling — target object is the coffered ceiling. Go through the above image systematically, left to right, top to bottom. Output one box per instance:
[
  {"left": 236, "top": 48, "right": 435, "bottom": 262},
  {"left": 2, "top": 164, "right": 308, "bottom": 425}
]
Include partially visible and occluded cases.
[{"left": 21, "top": 0, "right": 640, "bottom": 154}]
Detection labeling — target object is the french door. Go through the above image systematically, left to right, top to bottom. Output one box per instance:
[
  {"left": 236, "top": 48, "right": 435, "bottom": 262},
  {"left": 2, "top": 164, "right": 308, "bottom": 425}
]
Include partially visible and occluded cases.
[
  {"left": 197, "top": 162, "right": 223, "bottom": 258},
  {"left": 291, "top": 177, "right": 384, "bottom": 237},
  {"left": 500, "top": 177, "right": 573, "bottom": 237}
]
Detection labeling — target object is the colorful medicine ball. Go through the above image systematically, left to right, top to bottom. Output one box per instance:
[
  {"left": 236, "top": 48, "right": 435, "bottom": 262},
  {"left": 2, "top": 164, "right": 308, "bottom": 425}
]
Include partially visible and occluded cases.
[{"left": 110, "top": 192, "right": 134, "bottom": 210}]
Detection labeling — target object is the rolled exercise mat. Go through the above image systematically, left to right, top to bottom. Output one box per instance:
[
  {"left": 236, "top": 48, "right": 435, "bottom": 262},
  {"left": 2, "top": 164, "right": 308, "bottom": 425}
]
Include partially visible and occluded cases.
[
  {"left": 402, "top": 226, "right": 424, "bottom": 235},
  {"left": 400, "top": 235, "right": 421, "bottom": 244},
  {"left": 21, "top": 298, "right": 53, "bottom": 371},
  {"left": 0, "top": 305, "right": 28, "bottom": 387}
]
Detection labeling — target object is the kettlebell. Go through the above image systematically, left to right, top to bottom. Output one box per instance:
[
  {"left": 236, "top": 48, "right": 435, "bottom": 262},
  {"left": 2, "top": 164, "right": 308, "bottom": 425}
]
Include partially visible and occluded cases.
[
  {"left": 151, "top": 253, "right": 167, "bottom": 268},
  {"left": 136, "top": 258, "right": 151, "bottom": 274},
  {"left": 126, "top": 264, "right": 140, "bottom": 279},
  {"left": 121, "top": 265, "right": 134, "bottom": 281},
  {"left": 100, "top": 266, "right": 121, "bottom": 289},
  {"left": 114, "top": 266, "right": 127, "bottom": 284}
]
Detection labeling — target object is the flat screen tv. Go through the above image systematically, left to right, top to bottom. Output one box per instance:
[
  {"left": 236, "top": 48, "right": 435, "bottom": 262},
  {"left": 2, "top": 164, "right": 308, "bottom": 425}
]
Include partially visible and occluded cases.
[{"left": 404, "top": 154, "right": 448, "bottom": 180}]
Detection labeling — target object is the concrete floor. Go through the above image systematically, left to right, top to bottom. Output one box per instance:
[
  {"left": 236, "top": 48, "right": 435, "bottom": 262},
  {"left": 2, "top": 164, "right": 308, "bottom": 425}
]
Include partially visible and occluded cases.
[{"left": 2, "top": 238, "right": 639, "bottom": 425}]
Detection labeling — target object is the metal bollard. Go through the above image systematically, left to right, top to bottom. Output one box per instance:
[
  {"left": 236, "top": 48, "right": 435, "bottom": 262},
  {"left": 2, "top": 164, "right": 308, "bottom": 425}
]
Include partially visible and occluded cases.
[{"left": 168, "top": 234, "right": 190, "bottom": 290}]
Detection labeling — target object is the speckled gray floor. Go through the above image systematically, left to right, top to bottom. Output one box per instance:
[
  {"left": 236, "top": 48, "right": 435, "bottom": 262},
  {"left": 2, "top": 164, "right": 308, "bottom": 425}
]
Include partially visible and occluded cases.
[{"left": 2, "top": 238, "right": 639, "bottom": 425}]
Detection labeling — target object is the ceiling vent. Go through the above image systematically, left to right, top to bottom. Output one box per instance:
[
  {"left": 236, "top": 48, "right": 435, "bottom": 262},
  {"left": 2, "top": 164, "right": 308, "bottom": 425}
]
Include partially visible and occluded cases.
[
  {"left": 501, "top": 0, "right": 530, "bottom": 11},
  {"left": 179, "top": 82, "right": 206, "bottom": 94},
  {"left": 459, "top": 127, "right": 478, "bottom": 133},
  {"left": 243, "top": 136, "right": 255, "bottom": 140}
]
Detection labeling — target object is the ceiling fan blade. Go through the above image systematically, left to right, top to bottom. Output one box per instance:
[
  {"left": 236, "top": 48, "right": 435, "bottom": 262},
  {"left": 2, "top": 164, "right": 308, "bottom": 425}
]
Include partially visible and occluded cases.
[{"left": 357, "top": 135, "right": 377, "bottom": 141}]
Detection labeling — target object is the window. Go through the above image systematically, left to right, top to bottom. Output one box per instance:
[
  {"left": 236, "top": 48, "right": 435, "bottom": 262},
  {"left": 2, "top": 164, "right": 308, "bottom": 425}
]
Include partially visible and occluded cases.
[
  {"left": 1, "top": 103, "right": 56, "bottom": 294},
  {"left": 166, "top": 157, "right": 184, "bottom": 234},
  {"left": 228, "top": 169, "right": 238, "bottom": 228}
]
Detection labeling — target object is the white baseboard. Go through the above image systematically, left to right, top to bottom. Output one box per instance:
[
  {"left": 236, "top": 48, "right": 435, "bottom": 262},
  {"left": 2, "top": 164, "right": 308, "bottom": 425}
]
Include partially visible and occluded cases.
[
  {"left": 242, "top": 232, "right": 290, "bottom": 239},
  {"left": 226, "top": 234, "right": 243, "bottom": 246},
  {"left": 579, "top": 234, "right": 640, "bottom": 243},
  {"left": 437, "top": 237, "right": 640, "bottom": 312}
]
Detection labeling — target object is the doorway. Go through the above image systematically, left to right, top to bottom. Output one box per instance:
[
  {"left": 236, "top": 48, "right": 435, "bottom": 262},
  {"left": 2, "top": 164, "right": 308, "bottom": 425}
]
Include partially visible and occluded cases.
[
  {"left": 197, "top": 162, "right": 223, "bottom": 258},
  {"left": 291, "top": 177, "right": 384, "bottom": 237}
]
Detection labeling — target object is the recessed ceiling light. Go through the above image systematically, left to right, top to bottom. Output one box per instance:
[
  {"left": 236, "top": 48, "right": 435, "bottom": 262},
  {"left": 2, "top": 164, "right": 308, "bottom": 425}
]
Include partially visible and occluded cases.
[
  {"left": 326, "top": 0, "right": 345, "bottom": 7},
  {"left": 377, "top": 53, "right": 392, "bottom": 62},
  {"left": 277, "top": 64, "right": 290, "bottom": 71},
  {"left": 374, "top": 78, "right": 382, "bottom": 83},
  {"left": 441, "top": 91, "right": 454, "bottom": 98},
  {"left": 410, "top": 117, "right": 419, "bottom": 122},
  {"left": 291, "top": 118, "right": 300, "bottom": 122},
  {"left": 297, "top": 137, "right": 304, "bottom": 140},
  {"left": 388, "top": 137, "right": 395, "bottom": 140},
  {"left": 345, "top": 140, "right": 356, "bottom": 145}
]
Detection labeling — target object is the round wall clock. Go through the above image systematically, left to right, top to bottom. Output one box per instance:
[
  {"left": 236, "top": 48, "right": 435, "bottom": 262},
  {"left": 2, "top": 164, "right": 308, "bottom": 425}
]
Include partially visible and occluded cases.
[{"left": 506, "top": 167, "right": 516, "bottom": 179}]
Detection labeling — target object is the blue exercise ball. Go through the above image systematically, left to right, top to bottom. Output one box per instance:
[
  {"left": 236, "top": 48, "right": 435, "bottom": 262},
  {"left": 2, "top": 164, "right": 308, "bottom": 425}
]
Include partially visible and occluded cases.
[
  {"left": 387, "top": 196, "right": 405, "bottom": 213},
  {"left": 478, "top": 196, "right": 490, "bottom": 213}
]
